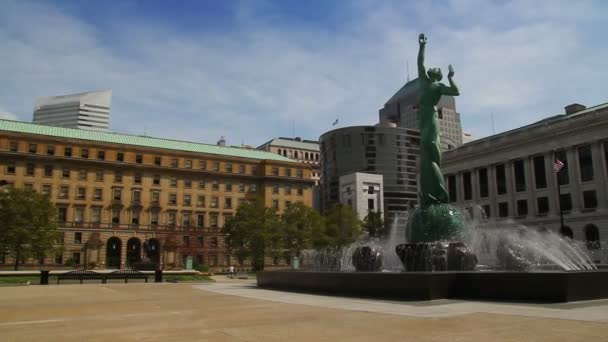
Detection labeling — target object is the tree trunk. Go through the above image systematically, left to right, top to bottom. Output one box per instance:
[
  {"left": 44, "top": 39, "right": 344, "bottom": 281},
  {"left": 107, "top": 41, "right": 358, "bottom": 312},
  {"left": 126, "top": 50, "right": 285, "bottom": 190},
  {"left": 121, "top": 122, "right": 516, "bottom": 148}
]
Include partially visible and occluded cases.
[{"left": 13, "top": 250, "right": 20, "bottom": 271}]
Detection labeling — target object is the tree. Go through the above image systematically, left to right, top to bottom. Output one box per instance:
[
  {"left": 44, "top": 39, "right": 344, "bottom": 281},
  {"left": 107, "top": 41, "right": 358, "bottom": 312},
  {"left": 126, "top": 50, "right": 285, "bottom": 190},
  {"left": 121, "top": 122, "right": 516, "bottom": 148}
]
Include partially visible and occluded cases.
[
  {"left": 0, "top": 187, "right": 62, "bottom": 270},
  {"left": 223, "top": 199, "right": 279, "bottom": 271},
  {"left": 280, "top": 203, "right": 324, "bottom": 257},
  {"left": 322, "top": 204, "right": 362, "bottom": 249},
  {"left": 362, "top": 210, "right": 385, "bottom": 238}
]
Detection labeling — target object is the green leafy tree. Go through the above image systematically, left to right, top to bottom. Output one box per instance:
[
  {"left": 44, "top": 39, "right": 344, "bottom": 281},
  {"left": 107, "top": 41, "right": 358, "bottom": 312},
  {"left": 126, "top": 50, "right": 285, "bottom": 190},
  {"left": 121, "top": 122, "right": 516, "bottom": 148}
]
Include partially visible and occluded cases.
[
  {"left": 0, "top": 187, "right": 62, "bottom": 270},
  {"left": 223, "top": 199, "right": 280, "bottom": 271},
  {"left": 280, "top": 203, "right": 324, "bottom": 256},
  {"left": 322, "top": 204, "right": 362, "bottom": 249},
  {"left": 363, "top": 210, "right": 385, "bottom": 238}
]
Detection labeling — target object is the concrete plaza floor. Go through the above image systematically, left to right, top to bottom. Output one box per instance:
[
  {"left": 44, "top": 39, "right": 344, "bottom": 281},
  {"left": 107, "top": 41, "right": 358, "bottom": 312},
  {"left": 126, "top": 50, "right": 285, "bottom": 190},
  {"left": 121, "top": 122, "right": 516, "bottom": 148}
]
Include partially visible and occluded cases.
[{"left": 1, "top": 277, "right": 607, "bottom": 341}]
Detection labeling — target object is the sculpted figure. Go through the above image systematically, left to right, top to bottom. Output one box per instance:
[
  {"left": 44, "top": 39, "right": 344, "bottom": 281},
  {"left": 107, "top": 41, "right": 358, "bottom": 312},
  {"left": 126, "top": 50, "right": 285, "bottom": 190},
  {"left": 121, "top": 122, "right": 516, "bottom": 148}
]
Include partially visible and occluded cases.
[{"left": 417, "top": 33, "right": 460, "bottom": 207}]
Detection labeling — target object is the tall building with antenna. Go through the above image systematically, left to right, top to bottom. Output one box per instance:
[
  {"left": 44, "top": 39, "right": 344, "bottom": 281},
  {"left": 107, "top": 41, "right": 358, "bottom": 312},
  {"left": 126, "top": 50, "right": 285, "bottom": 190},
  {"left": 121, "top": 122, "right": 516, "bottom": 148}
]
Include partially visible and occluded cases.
[
  {"left": 379, "top": 78, "right": 463, "bottom": 150},
  {"left": 33, "top": 90, "right": 112, "bottom": 131}
]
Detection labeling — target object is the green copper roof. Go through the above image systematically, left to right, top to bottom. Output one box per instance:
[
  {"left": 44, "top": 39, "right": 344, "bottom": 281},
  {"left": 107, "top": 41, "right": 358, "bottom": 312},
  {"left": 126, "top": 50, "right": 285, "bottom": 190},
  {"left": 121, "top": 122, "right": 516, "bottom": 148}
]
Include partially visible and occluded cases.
[{"left": 0, "top": 119, "right": 294, "bottom": 162}]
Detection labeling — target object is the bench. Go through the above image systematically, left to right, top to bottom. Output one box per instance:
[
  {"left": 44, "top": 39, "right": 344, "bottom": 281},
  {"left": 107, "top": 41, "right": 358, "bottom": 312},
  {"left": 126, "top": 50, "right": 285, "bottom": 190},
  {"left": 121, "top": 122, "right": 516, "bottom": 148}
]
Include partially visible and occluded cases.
[
  {"left": 57, "top": 270, "right": 104, "bottom": 284},
  {"left": 103, "top": 270, "right": 148, "bottom": 283},
  {"left": 236, "top": 272, "right": 249, "bottom": 279}
]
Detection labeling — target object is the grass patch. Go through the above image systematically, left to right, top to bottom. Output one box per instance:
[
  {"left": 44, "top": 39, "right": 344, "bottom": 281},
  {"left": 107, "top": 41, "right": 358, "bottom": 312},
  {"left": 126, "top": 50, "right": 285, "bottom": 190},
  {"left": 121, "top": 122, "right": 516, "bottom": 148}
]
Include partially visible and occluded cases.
[{"left": 164, "top": 274, "right": 215, "bottom": 283}]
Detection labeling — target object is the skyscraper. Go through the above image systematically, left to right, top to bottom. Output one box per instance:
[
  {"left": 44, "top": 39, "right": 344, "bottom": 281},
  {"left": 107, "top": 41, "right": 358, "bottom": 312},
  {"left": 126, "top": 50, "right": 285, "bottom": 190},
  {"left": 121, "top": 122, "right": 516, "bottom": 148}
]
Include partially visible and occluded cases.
[
  {"left": 379, "top": 78, "right": 463, "bottom": 149},
  {"left": 33, "top": 90, "right": 112, "bottom": 131}
]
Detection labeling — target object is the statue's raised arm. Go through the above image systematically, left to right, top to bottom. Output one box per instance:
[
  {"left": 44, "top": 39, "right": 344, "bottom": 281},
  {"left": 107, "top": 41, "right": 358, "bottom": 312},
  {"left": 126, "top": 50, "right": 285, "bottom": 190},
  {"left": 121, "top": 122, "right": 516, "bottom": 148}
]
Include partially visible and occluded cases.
[
  {"left": 418, "top": 33, "right": 429, "bottom": 81},
  {"left": 439, "top": 65, "right": 460, "bottom": 96}
]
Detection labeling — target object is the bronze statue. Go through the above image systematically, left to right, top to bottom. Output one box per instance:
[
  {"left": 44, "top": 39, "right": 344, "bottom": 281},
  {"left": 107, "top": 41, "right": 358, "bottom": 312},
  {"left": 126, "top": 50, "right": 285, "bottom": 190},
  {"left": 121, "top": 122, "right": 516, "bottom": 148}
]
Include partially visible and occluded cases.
[
  {"left": 406, "top": 33, "right": 467, "bottom": 244},
  {"left": 417, "top": 33, "right": 460, "bottom": 207}
]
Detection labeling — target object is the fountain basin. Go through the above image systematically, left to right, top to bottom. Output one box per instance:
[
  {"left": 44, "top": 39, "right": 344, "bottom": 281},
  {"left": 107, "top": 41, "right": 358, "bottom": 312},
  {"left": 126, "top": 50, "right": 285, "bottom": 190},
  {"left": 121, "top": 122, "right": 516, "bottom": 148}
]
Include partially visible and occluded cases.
[{"left": 257, "top": 270, "right": 608, "bottom": 302}]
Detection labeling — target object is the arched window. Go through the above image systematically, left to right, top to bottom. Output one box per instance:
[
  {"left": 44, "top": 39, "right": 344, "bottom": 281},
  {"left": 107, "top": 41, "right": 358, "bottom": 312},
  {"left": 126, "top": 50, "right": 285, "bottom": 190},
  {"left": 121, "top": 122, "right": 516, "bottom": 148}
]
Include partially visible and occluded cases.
[
  {"left": 277, "top": 149, "right": 282, "bottom": 155},
  {"left": 283, "top": 150, "right": 287, "bottom": 157},
  {"left": 294, "top": 151, "right": 298, "bottom": 159},
  {"left": 305, "top": 152, "right": 309, "bottom": 160},
  {"left": 316, "top": 153, "right": 319, "bottom": 161},
  {"left": 584, "top": 224, "right": 600, "bottom": 249},
  {"left": 560, "top": 226, "right": 573, "bottom": 239}
]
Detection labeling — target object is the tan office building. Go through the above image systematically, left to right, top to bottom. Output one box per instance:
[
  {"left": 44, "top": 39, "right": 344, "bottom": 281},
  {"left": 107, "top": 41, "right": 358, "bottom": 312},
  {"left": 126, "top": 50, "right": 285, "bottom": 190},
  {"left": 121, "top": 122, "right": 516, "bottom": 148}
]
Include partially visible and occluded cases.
[
  {"left": 0, "top": 120, "right": 314, "bottom": 271},
  {"left": 257, "top": 137, "right": 320, "bottom": 184}
]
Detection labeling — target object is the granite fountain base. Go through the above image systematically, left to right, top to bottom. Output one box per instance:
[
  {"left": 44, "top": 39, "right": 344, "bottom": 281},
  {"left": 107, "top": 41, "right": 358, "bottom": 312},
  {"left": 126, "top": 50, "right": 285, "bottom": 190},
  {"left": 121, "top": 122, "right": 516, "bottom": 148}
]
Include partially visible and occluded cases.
[{"left": 257, "top": 270, "right": 608, "bottom": 302}]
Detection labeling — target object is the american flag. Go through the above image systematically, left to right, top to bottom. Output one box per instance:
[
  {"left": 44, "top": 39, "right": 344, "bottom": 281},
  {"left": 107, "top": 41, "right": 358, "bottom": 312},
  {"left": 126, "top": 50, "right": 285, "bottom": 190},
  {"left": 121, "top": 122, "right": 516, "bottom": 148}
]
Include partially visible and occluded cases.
[{"left": 554, "top": 159, "right": 565, "bottom": 173}]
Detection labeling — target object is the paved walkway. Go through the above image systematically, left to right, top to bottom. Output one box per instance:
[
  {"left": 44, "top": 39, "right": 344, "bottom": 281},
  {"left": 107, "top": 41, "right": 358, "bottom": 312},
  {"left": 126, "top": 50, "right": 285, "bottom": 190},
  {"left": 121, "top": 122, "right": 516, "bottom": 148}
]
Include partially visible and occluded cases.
[{"left": 0, "top": 280, "right": 606, "bottom": 341}]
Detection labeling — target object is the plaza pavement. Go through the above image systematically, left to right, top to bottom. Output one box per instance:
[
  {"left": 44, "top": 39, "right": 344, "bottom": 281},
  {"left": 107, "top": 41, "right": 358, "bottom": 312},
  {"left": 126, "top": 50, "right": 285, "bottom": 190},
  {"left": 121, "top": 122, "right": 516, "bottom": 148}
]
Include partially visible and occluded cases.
[{"left": 0, "top": 276, "right": 607, "bottom": 341}]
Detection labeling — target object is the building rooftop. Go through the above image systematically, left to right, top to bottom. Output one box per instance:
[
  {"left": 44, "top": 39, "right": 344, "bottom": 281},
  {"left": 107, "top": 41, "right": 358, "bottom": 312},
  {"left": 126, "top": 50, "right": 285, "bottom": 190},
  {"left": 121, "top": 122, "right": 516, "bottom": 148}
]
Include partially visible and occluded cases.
[
  {"left": 35, "top": 89, "right": 112, "bottom": 109},
  {"left": 446, "top": 101, "right": 608, "bottom": 152},
  {"left": 0, "top": 119, "right": 294, "bottom": 162},
  {"left": 258, "top": 137, "right": 320, "bottom": 151}
]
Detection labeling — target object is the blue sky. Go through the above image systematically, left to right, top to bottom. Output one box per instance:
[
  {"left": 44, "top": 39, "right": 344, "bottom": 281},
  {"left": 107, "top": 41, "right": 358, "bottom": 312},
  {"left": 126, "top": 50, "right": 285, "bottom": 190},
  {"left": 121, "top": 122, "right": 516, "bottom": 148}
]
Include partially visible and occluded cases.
[{"left": 1, "top": 0, "right": 607, "bottom": 146}]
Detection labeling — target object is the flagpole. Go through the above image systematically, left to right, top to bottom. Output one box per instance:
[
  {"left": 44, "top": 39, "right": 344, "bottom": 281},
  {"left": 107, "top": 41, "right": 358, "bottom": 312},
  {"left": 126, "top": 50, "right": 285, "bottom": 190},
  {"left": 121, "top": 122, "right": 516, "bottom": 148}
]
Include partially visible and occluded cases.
[{"left": 556, "top": 171, "right": 564, "bottom": 232}]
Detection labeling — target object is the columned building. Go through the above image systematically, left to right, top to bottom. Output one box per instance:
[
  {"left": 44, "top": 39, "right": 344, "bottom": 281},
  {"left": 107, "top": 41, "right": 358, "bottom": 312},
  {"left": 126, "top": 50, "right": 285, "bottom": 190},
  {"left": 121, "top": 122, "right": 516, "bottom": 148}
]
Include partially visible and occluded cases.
[
  {"left": 33, "top": 90, "right": 112, "bottom": 131},
  {"left": 442, "top": 103, "right": 608, "bottom": 261},
  {"left": 0, "top": 119, "right": 314, "bottom": 270},
  {"left": 320, "top": 123, "right": 420, "bottom": 219}
]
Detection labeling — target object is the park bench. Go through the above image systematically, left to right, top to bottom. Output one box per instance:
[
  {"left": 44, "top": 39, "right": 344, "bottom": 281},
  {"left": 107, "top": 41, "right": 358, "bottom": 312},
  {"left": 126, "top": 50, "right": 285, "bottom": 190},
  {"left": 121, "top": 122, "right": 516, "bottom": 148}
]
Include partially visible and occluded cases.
[
  {"left": 57, "top": 270, "right": 104, "bottom": 284},
  {"left": 103, "top": 270, "right": 148, "bottom": 283},
  {"left": 236, "top": 272, "right": 249, "bottom": 279}
]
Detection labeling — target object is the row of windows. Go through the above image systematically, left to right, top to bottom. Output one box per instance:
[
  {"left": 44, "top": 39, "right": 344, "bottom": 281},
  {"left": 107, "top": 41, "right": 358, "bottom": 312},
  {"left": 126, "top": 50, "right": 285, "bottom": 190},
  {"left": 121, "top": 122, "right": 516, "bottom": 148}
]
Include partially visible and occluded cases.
[
  {"left": 6, "top": 140, "right": 285, "bottom": 175},
  {"left": 447, "top": 142, "right": 608, "bottom": 202},
  {"left": 276, "top": 148, "right": 319, "bottom": 161},
  {"left": 3, "top": 164, "right": 270, "bottom": 191},
  {"left": 13, "top": 179, "right": 305, "bottom": 199},
  {"left": 42, "top": 185, "right": 254, "bottom": 208},
  {"left": 472, "top": 190, "right": 599, "bottom": 220},
  {"left": 57, "top": 200, "right": 304, "bottom": 227},
  {"left": 57, "top": 206, "right": 232, "bottom": 228}
]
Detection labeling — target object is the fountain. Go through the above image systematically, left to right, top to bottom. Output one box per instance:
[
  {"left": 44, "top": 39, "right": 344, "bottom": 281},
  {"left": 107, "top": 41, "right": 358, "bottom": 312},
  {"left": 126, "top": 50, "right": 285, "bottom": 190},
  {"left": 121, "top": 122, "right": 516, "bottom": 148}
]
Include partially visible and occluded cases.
[{"left": 257, "top": 33, "right": 608, "bottom": 302}]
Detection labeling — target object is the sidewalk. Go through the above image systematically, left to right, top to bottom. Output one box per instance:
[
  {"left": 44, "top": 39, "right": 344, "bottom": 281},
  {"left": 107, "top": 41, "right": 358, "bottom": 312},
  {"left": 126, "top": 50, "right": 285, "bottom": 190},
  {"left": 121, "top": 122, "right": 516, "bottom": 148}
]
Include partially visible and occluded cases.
[{"left": 0, "top": 282, "right": 606, "bottom": 341}]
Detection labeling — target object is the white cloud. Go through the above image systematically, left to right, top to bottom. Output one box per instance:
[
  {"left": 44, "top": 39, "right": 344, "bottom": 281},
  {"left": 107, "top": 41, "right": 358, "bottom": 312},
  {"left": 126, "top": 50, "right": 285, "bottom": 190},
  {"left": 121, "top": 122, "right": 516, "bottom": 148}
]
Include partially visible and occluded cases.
[
  {"left": 0, "top": 0, "right": 606, "bottom": 144},
  {"left": 0, "top": 109, "right": 17, "bottom": 121}
]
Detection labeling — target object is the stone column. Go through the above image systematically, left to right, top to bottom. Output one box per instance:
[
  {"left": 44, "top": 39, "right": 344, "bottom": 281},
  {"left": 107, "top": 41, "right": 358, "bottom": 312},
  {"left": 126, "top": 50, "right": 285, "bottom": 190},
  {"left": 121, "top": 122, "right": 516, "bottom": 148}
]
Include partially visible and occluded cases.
[
  {"left": 591, "top": 141, "right": 607, "bottom": 207},
  {"left": 567, "top": 147, "right": 582, "bottom": 213},
  {"left": 544, "top": 151, "right": 558, "bottom": 221},
  {"left": 524, "top": 156, "right": 535, "bottom": 216},
  {"left": 505, "top": 160, "right": 515, "bottom": 220},
  {"left": 488, "top": 165, "right": 497, "bottom": 220},
  {"left": 471, "top": 168, "right": 479, "bottom": 204},
  {"left": 457, "top": 171, "right": 465, "bottom": 207},
  {"left": 120, "top": 237, "right": 127, "bottom": 270}
]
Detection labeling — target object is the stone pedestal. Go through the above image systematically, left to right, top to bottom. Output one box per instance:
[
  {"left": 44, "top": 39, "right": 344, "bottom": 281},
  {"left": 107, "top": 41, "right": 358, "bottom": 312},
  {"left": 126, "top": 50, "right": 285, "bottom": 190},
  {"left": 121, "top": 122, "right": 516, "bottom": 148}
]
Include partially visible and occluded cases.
[
  {"left": 396, "top": 242, "right": 477, "bottom": 272},
  {"left": 352, "top": 246, "right": 383, "bottom": 272}
]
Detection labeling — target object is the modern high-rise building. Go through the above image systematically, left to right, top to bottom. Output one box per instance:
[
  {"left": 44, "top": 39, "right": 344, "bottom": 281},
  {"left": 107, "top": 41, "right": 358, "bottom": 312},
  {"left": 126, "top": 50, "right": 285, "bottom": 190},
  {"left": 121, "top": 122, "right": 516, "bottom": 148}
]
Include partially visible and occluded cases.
[
  {"left": 379, "top": 78, "right": 463, "bottom": 149},
  {"left": 33, "top": 90, "right": 112, "bottom": 131},
  {"left": 320, "top": 122, "right": 420, "bottom": 219}
]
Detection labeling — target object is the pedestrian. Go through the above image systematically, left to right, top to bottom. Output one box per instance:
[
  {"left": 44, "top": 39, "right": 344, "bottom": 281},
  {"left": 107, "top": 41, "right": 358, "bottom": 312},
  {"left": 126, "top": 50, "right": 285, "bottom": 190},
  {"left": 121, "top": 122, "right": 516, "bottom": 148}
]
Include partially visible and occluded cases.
[{"left": 229, "top": 265, "right": 235, "bottom": 279}]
